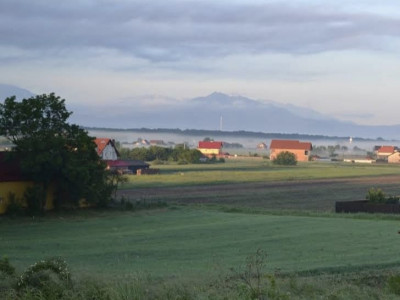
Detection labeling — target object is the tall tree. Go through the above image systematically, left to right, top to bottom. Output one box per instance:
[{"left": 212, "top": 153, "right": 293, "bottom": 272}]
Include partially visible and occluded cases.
[{"left": 0, "top": 93, "right": 112, "bottom": 213}]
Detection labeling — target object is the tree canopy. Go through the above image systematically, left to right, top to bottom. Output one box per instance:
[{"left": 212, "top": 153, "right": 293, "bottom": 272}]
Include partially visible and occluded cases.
[
  {"left": 0, "top": 93, "right": 112, "bottom": 213},
  {"left": 272, "top": 151, "right": 297, "bottom": 165}
]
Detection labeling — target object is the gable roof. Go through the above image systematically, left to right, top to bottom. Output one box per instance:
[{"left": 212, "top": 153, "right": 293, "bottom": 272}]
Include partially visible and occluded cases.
[
  {"left": 94, "top": 138, "right": 120, "bottom": 157},
  {"left": 270, "top": 139, "right": 312, "bottom": 151},
  {"left": 198, "top": 141, "right": 223, "bottom": 149},
  {"left": 377, "top": 146, "right": 395, "bottom": 154},
  {"left": 0, "top": 152, "right": 25, "bottom": 182}
]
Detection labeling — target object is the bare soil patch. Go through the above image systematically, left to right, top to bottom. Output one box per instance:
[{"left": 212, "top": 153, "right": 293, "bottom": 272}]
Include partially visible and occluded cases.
[{"left": 118, "top": 175, "right": 400, "bottom": 212}]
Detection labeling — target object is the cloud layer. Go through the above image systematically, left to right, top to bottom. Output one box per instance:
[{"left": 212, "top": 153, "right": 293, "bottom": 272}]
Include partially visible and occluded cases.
[
  {"left": 1, "top": 0, "right": 400, "bottom": 63},
  {"left": 1, "top": 0, "right": 400, "bottom": 127}
]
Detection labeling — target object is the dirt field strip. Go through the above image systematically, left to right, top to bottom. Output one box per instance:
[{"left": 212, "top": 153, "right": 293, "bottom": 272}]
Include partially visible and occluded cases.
[{"left": 118, "top": 175, "right": 400, "bottom": 211}]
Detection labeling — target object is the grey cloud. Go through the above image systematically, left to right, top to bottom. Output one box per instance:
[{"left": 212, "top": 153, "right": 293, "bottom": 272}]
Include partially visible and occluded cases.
[{"left": 1, "top": 0, "right": 400, "bottom": 63}]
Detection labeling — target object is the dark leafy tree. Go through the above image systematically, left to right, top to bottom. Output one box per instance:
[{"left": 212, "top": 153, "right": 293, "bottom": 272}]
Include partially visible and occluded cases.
[
  {"left": 0, "top": 93, "right": 112, "bottom": 213},
  {"left": 272, "top": 151, "right": 297, "bottom": 165}
]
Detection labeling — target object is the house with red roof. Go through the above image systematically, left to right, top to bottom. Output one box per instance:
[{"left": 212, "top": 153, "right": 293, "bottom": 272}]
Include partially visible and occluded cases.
[
  {"left": 94, "top": 138, "right": 120, "bottom": 160},
  {"left": 94, "top": 138, "right": 150, "bottom": 174},
  {"left": 269, "top": 139, "right": 312, "bottom": 162},
  {"left": 197, "top": 141, "right": 223, "bottom": 156},
  {"left": 375, "top": 145, "right": 397, "bottom": 161},
  {"left": 388, "top": 152, "right": 400, "bottom": 164}
]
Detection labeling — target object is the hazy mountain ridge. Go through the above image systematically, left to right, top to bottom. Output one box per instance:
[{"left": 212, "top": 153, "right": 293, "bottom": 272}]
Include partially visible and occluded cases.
[
  {"left": 0, "top": 83, "right": 35, "bottom": 100},
  {"left": 1, "top": 84, "right": 399, "bottom": 140}
]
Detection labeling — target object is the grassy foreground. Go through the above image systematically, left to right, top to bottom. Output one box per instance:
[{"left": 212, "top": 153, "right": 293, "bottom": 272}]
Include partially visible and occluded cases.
[
  {"left": 3, "top": 160, "right": 400, "bottom": 299},
  {"left": 2, "top": 208, "right": 400, "bottom": 277}
]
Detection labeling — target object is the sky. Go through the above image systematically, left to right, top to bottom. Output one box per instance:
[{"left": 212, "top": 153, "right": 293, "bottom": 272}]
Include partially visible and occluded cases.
[{"left": 1, "top": 0, "right": 400, "bottom": 126}]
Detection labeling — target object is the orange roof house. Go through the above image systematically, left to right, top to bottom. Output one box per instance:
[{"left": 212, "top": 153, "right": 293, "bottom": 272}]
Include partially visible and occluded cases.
[
  {"left": 94, "top": 138, "right": 120, "bottom": 161},
  {"left": 269, "top": 139, "right": 312, "bottom": 162},
  {"left": 198, "top": 141, "right": 223, "bottom": 156},
  {"left": 376, "top": 146, "right": 395, "bottom": 158},
  {"left": 388, "top": 152, "right": 400, "bottom": 164}
]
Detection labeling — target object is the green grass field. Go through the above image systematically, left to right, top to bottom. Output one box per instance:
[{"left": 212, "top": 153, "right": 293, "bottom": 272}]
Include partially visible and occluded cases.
[
  {"left": 3, "top": 159, "right": 400, "bottom": 299},
  {"left": 121, "top": 159, "right": 400, "bottom": 188},
  {"left": 2, "top": 208, "right": 400, "bottom": 279}
]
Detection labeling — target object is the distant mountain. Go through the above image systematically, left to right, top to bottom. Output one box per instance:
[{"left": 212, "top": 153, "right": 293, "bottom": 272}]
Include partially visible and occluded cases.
[
  {"left": 0, "top": 83, "right": 35, "bottom": 100},
  {"left": 1, "top": 85, "right": 400, "bottom": 140},
  {"left": 69, "top": 92, "right": 400, "bottom": 140}
]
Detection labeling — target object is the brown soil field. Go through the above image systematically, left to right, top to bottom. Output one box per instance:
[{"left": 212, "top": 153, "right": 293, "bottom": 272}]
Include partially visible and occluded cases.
[{"left": 118, "top": 175, "right": 400, "bottom": 212}]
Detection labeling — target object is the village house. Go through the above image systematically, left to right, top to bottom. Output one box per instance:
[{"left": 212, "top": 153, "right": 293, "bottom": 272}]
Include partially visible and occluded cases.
[
  {"left": 94, "top": 138, "right": 150, "bottom": 174},
  {"left": 94, "top": 138, "right": 119, "bottom": 160},
  {"left": 269, "top": 139, "right": 312, "bottom": 162},
  {"left": 149, "top": 140, "right": 165, "bottom": 146},
  {"left": 197, "top": 141, "right": 223, "bottom": 157},
  {"left": 257, "top": 142, "right": 268, "bottom": 149},
  {"left": 375, "top": 145, "right": 398, "bottom": 161},
  {"left": 0, "top": 152, "right": 54, "bottom": 214},
  {"left": 388, "top": 152, "right": 400, "bottom": 164}
]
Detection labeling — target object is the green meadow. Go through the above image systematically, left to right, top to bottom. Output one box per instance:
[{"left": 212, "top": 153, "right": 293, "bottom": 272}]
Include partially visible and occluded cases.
[
  {"left": 3, "top": 159, "right": 400, "bottom": 299},
  {"left": 122, "top": 159, "right": 400, "bottom": 188},
  {"left": 2, "top": 208, "right": 400, "bottom": 277}
]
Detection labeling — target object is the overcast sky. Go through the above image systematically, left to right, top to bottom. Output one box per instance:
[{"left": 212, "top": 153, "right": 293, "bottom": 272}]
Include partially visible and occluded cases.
[{"left": 1, "top": 0, "right": 400, "bottom": 125}]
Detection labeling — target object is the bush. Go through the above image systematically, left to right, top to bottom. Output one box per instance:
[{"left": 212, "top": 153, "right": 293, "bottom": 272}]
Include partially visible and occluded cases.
[
  {"left": 273, "top": 151, "right": 297, "bottom": 165},
  {"left": 151, "top": 159, "right": 165, "bottom": 165},
  {"left": 24, "top": 185, "right": 46, "bottom": 216},
  {"left": 366, "top": 188, "right": 386, "bottom": 203},
  {"left": 366, "top": 188, "right": 400, "bottom": 204},
  {"left": 5, "top": 192, "right": 24, "bottom": 217},
  {"left": 388, "top": 275, "right": 400, "bottom": 295}
]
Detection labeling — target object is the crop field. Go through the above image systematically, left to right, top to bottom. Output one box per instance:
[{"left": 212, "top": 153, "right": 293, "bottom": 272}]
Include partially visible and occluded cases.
[
  {"left": 3, "top": 159, "right": 400, "bottom": 299},
  {"left": 2, "top": 208, "right": 400, "bottom": 277}
]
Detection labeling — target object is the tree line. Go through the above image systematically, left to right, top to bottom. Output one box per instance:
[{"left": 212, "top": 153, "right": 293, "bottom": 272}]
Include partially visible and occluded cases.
[{"left": 118, "top": 145, "right": 204, "bottom": 163}]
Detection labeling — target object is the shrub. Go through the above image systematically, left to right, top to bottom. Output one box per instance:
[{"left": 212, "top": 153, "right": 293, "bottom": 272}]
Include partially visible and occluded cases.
[
  {"left": 273, "top": 151, "right": 297, "bottom": 165},
  {"left": 152, "top": 159, "right": 165, "bottom": 165},
  {"left": 24, "top": 185, "right": 46, "bottom": 216},
  {"left": 366, "top": 188, "right": 386, "bottom": 203},
  {"left": 5, "top": 192, "right": 24, "bottom": 217},
  {"left": 229, "top": 248, "right": 285, "bottom": 300},
  {"left": 0, "top": 257, "right": 16, "bottom": 277},
  {"left": 17, "top": 257, "right": 72, "bottom": 290},
  {"left": 388, "top": 275, "right": 400, "bottom": 295}
]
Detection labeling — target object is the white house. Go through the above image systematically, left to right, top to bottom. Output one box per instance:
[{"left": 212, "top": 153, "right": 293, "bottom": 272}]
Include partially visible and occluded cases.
[{"left": 94, "top": 138, "right": 119, "bottom": 160}]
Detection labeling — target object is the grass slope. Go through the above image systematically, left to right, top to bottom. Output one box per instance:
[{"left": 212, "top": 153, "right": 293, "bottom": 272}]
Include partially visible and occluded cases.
[{"left": 2, "top": 208, "right": 400, "bottom": 280}]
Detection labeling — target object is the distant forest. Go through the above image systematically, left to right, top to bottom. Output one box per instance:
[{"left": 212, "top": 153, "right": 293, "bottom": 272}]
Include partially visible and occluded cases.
[{"left": 84, "top": 127, "right": 378, "bottom": 141}]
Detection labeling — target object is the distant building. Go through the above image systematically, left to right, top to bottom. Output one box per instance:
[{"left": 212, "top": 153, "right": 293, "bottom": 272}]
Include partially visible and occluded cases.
[
  {"left": 94, "top": 138, "right": 119, "bottom": 160},
  {"left": 95, "top": 138, "right": 149, "bottom": 174},
  {"left": 133, "top": 138, "right": 150, "bottom": 147},
  {"left": 269, "top": 139, "right": 312, "bottom": 162},
  {"left": 149, "top": 140, "right": 165, "bottom": 146},
  {"left": 198, "top": 141, "right": 223, "bottom": 156},
  {"left": 257, "top": 142, "right": 267, "bottom": 149},
  {"left": 375, "top": 145, "right": 399, "bottom": 161},
  {"left": 0, "top": 152, "right": 54, "bottom": 214},
  {"left": 388, "top": 152, "right": 400, "bottom": 164},
  {"left": 106, "top": 160, "right": 150, "bottom": 174}
]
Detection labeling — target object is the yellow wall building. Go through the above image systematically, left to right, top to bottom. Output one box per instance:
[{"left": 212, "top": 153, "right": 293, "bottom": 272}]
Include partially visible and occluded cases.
[
  {"left": 197, "top": 141, "right": 223, "bottom": 156},
  {"left": 0, "top": 152, "right": 54, "bottom": 214}
]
